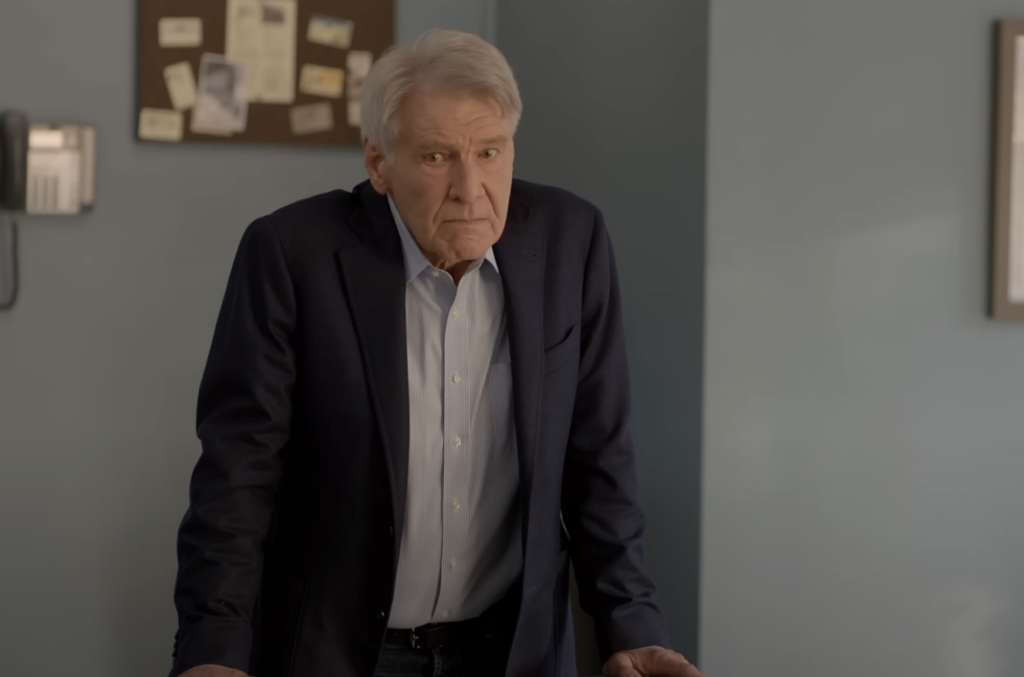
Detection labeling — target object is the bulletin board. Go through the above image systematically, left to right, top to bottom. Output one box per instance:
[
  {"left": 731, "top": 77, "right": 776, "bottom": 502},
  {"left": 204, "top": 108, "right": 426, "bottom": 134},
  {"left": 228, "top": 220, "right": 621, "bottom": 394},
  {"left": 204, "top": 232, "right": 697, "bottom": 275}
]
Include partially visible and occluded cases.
[{"left": 136, "top": 0, "right": 394, "bottom": 146}]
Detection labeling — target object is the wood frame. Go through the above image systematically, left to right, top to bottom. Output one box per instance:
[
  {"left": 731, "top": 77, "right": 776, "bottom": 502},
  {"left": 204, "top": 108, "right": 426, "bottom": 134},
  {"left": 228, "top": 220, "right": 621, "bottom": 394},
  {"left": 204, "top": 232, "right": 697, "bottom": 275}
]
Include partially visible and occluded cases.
[{"left": 992, "top": 20, "right": 1024, "bottom": 318}]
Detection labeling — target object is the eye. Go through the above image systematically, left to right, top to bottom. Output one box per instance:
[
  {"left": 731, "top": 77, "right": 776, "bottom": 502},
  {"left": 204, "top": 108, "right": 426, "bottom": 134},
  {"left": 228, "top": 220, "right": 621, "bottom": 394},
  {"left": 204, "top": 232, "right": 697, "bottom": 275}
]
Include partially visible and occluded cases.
[
  {"left": 481, "top": 148, "right": 499, "bottom": 159},
  {"left": 424, "top": 152, "right": 444, "bottom": 164}
]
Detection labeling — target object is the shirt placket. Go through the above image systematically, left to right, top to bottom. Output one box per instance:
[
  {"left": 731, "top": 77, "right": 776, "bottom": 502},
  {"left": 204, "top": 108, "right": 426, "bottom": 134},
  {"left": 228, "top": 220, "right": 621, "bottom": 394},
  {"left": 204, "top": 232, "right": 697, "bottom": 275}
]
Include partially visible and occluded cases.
[{"left": 433, "top": 272, "right": 473, "bottom": 622}]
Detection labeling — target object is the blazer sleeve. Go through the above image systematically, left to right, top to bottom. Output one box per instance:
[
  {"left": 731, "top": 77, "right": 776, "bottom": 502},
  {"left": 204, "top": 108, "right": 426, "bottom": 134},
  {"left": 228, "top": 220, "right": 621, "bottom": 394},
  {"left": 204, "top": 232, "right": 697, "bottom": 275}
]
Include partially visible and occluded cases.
[
  {"left": 559, "top": 209, "right": 673, "bottom": 661},
  {"left": 171, "top": 217, "right": 297, "bottom": 675}
]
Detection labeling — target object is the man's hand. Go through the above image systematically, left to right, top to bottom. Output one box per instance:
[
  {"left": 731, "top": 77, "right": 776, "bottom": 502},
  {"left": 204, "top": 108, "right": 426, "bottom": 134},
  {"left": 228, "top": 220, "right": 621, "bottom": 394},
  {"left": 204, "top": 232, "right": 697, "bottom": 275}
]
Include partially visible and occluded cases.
[
  {"left": 604, "top": 646, "right": 705, "bottom": 677},
  {"left": 178, "top": 665, "right": 248, "bottom": 677}
]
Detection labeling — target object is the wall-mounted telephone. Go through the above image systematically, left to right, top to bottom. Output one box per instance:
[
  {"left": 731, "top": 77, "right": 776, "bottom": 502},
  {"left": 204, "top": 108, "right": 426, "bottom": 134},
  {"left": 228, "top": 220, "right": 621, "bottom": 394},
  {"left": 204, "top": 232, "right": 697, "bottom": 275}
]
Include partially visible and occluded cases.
[
  {"left": 0, "top": 110, "right": 97, "bottom": 309},
  {"left": 1, "top": 111, "right": 96, "bottom": 215}
]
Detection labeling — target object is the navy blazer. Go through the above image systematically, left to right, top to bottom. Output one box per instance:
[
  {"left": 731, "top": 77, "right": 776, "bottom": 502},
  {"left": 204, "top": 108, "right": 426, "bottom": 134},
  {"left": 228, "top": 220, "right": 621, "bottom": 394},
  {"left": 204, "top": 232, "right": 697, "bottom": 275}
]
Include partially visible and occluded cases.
[{"left": 171, "top": 180, "right": 670, "bottom": 677}]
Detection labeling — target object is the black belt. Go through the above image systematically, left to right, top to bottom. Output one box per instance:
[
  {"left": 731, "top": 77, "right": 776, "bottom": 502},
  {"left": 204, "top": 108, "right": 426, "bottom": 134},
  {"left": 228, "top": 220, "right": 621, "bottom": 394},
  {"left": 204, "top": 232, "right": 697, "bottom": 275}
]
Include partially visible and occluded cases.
[{"left": 385, "top": 582, "right": 519, "bottom": 650}]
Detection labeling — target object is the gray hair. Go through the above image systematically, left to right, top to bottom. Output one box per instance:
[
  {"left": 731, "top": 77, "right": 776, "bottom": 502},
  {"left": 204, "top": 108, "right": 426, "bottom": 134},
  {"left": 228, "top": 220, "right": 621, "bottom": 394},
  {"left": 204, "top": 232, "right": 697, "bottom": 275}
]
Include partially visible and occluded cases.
[{"left": 360, "top": 29, "right": 523, "bottom": 156}]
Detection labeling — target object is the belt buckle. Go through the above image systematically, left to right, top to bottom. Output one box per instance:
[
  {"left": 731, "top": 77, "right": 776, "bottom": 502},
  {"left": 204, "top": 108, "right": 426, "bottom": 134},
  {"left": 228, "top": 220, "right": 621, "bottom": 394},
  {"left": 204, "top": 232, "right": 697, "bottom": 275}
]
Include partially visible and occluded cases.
[{"left": 409, "top": 628, "right": 419, "bottom": 650}]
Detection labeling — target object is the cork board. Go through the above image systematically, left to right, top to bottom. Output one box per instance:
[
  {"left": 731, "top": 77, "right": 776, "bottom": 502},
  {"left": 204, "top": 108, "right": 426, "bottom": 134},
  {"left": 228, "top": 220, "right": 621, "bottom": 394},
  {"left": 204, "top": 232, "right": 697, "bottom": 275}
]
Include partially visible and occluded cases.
[{"left": 136, "top": 0, "right": 394, "bottom": 146}]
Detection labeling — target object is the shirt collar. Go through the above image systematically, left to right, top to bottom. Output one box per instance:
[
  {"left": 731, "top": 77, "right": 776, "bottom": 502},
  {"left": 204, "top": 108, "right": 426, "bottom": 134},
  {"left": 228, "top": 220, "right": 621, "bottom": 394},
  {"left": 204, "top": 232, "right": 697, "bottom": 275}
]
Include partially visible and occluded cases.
[{"left": 388, "top": 194, "right": 499, "bottom": 283}]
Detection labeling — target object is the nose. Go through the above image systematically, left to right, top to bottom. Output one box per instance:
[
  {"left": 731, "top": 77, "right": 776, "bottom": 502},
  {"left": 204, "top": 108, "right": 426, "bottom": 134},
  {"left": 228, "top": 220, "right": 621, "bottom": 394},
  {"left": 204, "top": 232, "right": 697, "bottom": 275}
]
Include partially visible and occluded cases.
[{"left": 447, "top": 158, "right": 484, "bottom": 204}]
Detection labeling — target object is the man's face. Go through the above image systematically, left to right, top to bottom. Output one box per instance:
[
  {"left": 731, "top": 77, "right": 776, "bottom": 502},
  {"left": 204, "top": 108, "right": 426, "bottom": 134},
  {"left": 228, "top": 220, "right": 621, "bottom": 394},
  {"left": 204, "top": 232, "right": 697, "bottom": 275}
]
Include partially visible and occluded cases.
[{"left": 365, "top": 89, "right": 515, "bottom": 272}]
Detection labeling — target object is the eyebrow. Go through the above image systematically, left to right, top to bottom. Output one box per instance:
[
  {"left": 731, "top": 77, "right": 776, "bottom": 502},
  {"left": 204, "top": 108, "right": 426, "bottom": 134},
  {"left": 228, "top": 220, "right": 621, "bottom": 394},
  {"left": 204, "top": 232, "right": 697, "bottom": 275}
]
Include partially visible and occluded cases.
[
  {"left": 416, "top": 135, "right": 511, "bottom": 151},
  {"left": 479, "top": 135, "right": 510, "bottom": 146}
]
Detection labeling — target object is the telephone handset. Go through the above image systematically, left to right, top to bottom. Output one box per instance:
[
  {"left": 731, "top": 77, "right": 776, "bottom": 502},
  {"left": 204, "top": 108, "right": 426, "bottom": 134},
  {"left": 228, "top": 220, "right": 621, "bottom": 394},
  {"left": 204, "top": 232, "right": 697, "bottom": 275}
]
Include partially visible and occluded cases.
[{"left": 0, "top": 111, "right": 28, "bottom": 211}]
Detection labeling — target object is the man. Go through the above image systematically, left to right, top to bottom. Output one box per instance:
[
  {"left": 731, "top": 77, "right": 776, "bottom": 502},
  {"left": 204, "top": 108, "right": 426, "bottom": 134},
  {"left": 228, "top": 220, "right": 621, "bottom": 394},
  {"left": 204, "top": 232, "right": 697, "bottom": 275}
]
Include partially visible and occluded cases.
[{"left": 171, "top": 29, "right": 704, "bottom": 677}]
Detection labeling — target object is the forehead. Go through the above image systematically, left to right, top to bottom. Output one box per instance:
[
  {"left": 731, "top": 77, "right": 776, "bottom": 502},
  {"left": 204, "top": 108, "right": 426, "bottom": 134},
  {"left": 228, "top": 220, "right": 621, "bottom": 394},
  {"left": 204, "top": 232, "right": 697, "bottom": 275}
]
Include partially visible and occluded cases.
[{"left": 397, "top": 88, "right": 508, "bottom": 142}]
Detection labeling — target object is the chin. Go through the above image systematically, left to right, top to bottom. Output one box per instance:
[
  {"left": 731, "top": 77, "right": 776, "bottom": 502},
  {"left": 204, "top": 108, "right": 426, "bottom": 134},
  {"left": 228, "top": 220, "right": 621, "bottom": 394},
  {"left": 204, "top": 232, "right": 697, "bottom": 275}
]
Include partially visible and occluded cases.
[
  {"left": 448, "top": 234, "right": 491, "bottom": 260},
  {"left": 453, "top": 246, "right": 489, "bottom": 263}
]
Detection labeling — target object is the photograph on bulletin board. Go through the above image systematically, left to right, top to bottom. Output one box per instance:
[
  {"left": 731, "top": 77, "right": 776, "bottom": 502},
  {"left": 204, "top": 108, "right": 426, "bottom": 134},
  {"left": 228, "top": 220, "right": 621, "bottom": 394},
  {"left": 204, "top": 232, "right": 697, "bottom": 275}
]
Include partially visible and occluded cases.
[{"left": 136, "top": 0, "right": 395, "bottom": 146}]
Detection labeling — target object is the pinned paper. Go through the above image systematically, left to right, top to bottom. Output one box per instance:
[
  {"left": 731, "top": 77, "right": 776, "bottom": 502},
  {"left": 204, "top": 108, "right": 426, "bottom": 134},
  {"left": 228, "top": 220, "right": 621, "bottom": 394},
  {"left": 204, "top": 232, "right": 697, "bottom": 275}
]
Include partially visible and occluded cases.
[
  {"left": 224, "top": 0, "right": 261, "bottom": 101},
  {"left": 226, "top": 0, "right": 297, "bottom": 103},
  {"left": 307, "top": 14, "right": 354, "bottom": 49},
  {"left": 158, "top": 18, "right": 203, "bottom": 48},
  {"left": 346, "top": 50, "right": 374, "bottom": 101},
  {"left": 164, "top": 62, "right": 197, "bottom": 111},
  {"left": 299, "top": 64, "right": 344, "bottom": 99},
  {"left": 347, "top": 100, "right": 361, "bottom": 128},
  {"left": 290, "top": 102, "right": 335, "bottom": 135},
  {"left": 138, "top": 108, "right": 184, "bottom": 142}
]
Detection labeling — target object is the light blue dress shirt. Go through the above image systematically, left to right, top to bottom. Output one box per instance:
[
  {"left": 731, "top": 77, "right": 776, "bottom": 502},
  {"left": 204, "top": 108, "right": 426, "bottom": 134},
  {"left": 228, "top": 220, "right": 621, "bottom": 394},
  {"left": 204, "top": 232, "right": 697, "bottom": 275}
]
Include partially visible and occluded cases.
[{"left": 386, "top": 195, "right": 523, "bottom": 629}]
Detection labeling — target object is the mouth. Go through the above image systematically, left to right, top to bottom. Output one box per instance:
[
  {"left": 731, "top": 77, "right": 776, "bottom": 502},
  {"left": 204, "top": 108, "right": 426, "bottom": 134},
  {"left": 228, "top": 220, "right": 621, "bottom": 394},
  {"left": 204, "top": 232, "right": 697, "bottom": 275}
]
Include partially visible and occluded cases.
[{"left": 445, "top": 218, "right": 488, "bottom": 225}]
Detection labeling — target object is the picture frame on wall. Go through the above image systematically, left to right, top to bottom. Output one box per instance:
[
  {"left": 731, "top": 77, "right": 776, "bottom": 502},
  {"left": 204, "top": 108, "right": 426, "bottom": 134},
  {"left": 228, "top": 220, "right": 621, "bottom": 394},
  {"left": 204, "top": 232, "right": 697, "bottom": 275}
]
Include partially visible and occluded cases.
[{"left": 991, "top": 20, "right": 1024, "bottom": 319}]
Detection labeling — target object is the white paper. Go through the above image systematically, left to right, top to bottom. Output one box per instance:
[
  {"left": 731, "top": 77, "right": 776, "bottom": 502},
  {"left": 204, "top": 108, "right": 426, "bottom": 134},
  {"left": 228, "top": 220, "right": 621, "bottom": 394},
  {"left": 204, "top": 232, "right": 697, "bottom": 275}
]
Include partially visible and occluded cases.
[
  {"left": 225, "top": 0, "right": 297, "bottom": 104},
  {"left": 225, "top": 0, "right": 264, "bottom": 101},
  {"left": 256, "top": 0, "right": 298, "bottom": 103},
  {"left": 307, "top": 14, "right": 353, "bottom": 49},
  {"left": 159, "top": 17, "right": 203, "bottom": 48},
  {"left": 346, "top": 50, "right": 374, "bottom": 101},
  {"left": 192, "top": 53, "right": 249, "bottom": 134},
  {"left": 164, "top": 61, "right": 198, "bottom": 110},
  {"left": 299, "top": 64, "right": 344, "bottom": 99},
  {"left": 347, "top": 100, "right": 361, "bottom": 128},
  {"left": 290, "top": 102, "right": 335, "bottom": 135},
  {"left": 138, "top": 108, "right": 184, "bottom": 142}
]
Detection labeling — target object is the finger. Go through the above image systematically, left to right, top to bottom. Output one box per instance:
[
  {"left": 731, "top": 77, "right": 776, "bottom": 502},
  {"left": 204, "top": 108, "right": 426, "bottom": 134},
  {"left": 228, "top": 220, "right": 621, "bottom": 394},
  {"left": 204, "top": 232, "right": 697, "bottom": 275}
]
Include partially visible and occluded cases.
[
  {"left": 657, "top": 652, "right": 703, "bottom": 677},
  {"left": 603, "top": 657, "right": 643, "bottom": 677},
  {"left": 602, "top": 664, "right": 638, "bottom": 677}
]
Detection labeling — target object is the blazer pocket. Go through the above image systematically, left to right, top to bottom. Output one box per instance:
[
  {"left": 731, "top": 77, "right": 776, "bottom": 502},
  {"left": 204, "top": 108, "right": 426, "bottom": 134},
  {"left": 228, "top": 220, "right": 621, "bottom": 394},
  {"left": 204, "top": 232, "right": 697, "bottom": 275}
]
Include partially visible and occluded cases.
[{"left": 543, "top": 323, "right": 579, "bottom": 376}]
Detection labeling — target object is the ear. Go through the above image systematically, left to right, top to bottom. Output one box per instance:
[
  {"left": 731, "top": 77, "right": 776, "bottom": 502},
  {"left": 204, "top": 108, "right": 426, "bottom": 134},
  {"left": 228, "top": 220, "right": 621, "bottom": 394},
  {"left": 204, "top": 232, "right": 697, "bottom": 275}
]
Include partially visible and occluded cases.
[{"left": 363, "top": 138, "right": 389, "bottom": 195}]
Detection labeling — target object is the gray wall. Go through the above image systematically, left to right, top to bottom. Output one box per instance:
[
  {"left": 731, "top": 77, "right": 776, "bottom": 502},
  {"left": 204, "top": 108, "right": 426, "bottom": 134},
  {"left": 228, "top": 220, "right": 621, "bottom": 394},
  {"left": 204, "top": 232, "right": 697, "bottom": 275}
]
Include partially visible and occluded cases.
[
  {"left": 498, "top": 1, "right": 708, "bottom": 672},
  {"left": 704, "top": 1, "right": 1024, "bottom": 676},
  {"left": 0, "top": 2, "right": 493, "bottom": 675}
]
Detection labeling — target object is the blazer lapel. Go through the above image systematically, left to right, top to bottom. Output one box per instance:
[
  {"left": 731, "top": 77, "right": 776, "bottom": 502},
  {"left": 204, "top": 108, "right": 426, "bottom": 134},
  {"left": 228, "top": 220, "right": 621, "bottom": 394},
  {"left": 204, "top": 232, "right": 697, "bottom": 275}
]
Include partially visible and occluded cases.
[
  {"left": 336, "top": 183, "right": 410, "bottom": 545},
  {"left": 493, "top": 196, "right": 544, "bottom": 545}
]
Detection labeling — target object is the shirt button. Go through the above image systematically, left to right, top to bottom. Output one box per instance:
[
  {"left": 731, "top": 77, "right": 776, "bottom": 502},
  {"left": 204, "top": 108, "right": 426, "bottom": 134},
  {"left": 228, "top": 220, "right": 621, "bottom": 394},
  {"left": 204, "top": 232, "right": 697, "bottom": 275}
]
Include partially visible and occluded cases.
[
  {"left": 432, "top": 271, "right": 440, "bottom": 278},
  {"left": 451, "top": 310, "right": 460, "bottom": 319},
  {"left": 452, "top": 373, "right": 462, "bottom": 384},
  {"left": 453, "top": 436, "right": 461, "bottom": 448},
  {"left": 452, "top": 499, "right": 461, "bottom": 511},
  {"left": 449, "top": 559, "right": 458, "bottom": 569},
  {"left": 441, "top": 610, "right": 450, "bottom": 619}
]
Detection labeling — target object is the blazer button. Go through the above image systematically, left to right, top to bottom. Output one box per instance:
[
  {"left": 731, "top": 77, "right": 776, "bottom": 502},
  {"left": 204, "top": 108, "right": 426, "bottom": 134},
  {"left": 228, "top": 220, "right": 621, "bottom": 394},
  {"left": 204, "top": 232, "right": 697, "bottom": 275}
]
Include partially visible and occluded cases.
[
  {"left": 389, "top": 526, "right": 394, "bottom": 535},
  {"left": 376, "top": 609, "right": 386, "bottom": 620}
]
